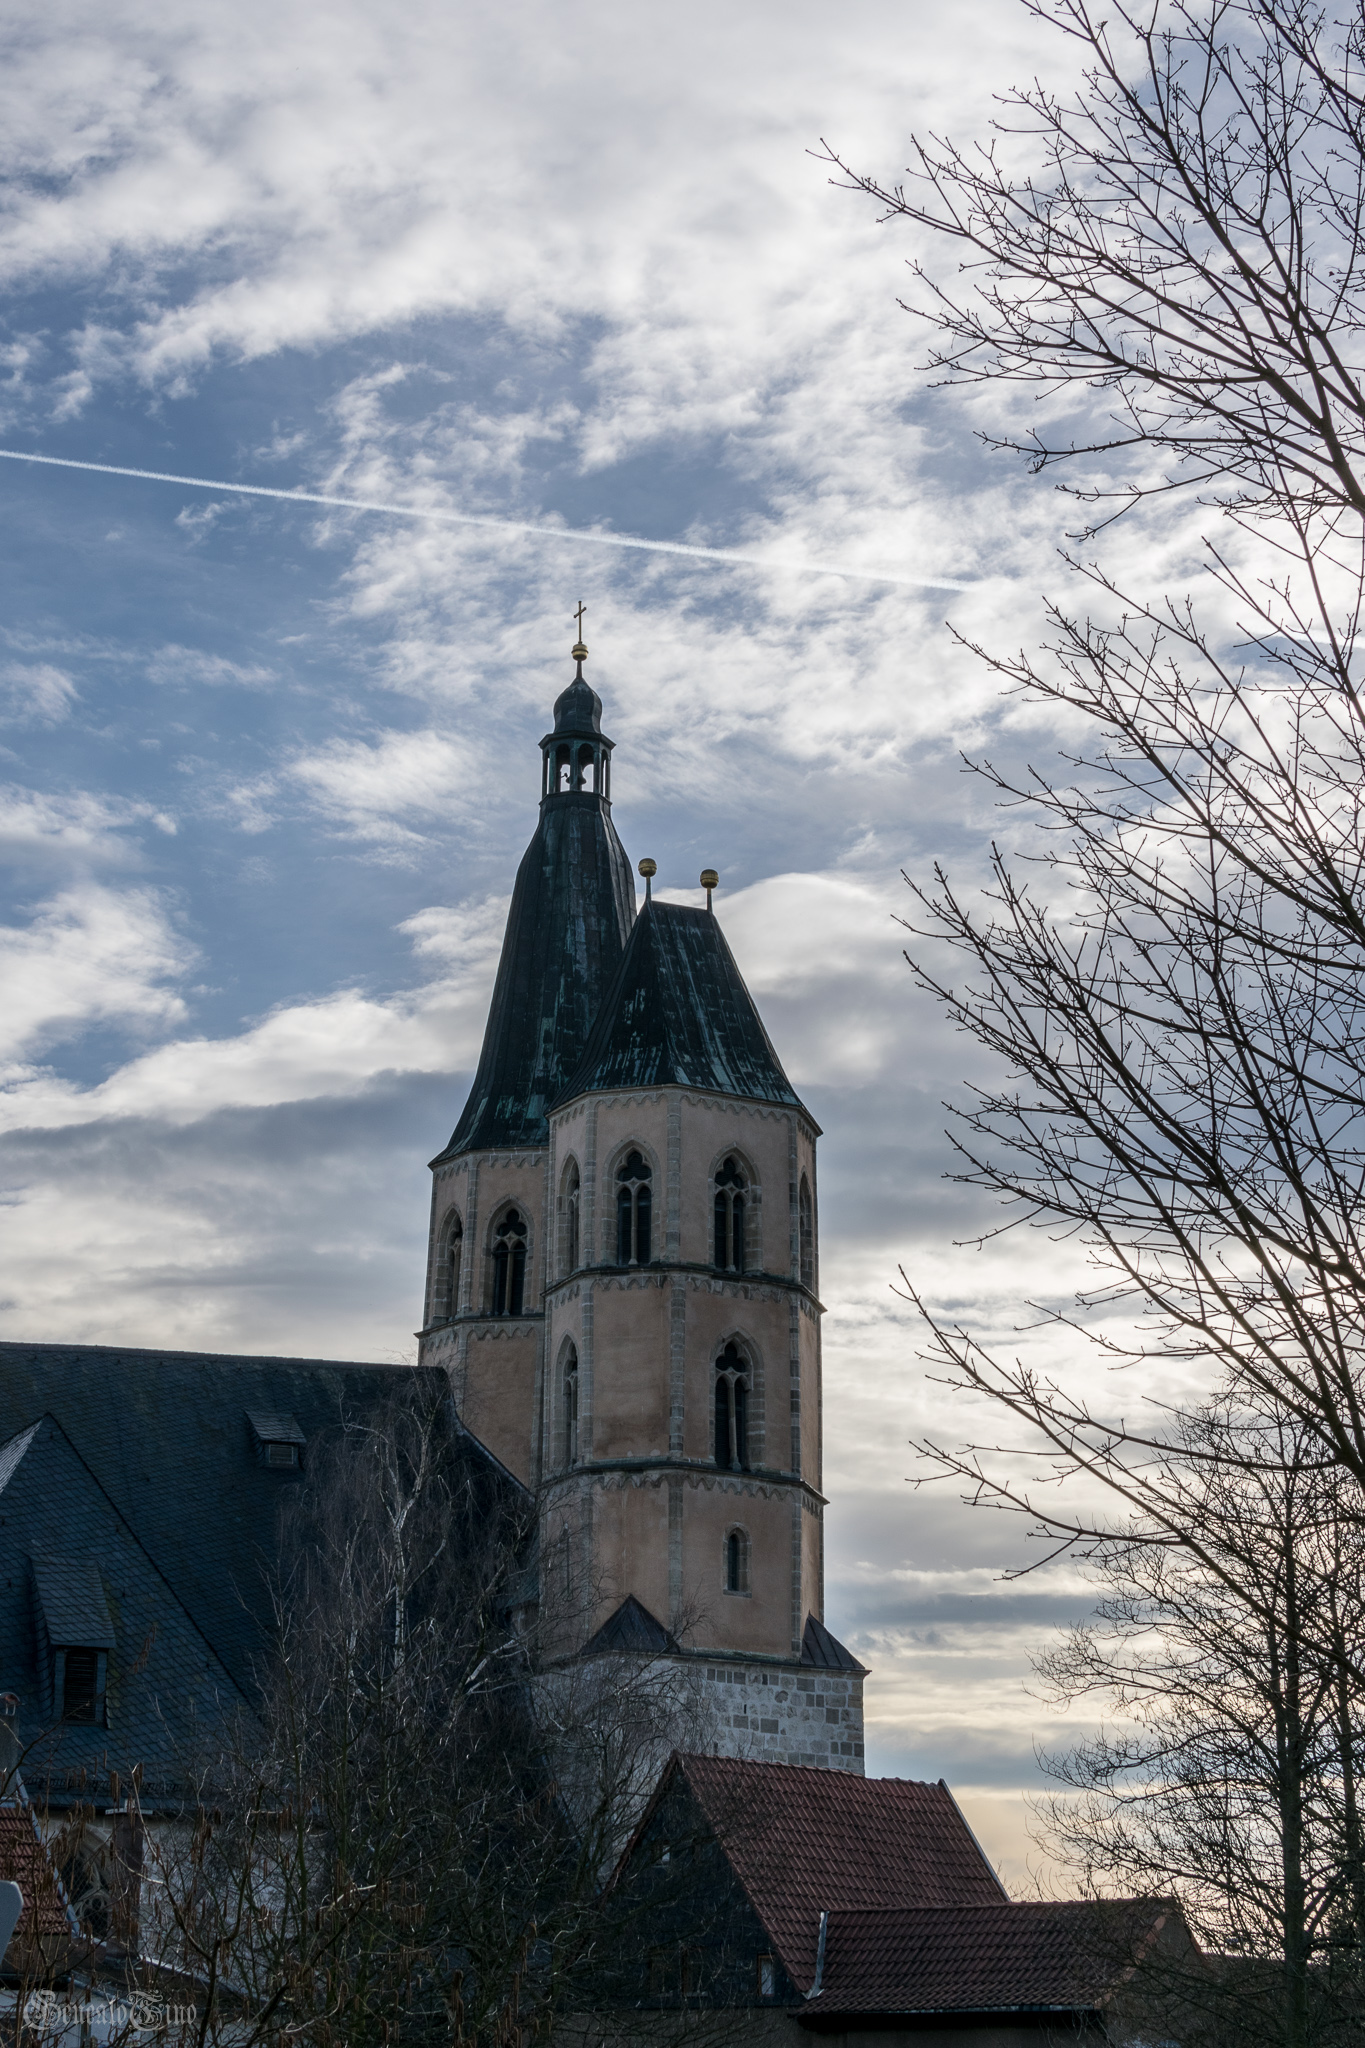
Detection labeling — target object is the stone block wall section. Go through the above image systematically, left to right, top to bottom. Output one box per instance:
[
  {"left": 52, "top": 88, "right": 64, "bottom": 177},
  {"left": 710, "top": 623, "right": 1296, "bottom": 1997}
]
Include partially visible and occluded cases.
[{"left": 698, "top": 1659, "right": 864, "bottom": 1774}]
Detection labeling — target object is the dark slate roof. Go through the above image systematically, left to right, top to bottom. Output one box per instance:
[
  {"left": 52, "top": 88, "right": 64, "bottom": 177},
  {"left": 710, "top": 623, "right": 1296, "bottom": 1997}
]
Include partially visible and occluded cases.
[
  {"left": 440, "top": 789, "right": 636, "bottom": 1158},
  {"left": 555, "top": 900, "right": 809, "bottom": 1116},
  {"left": 0, "top": 1343, "right": 514, "bottom": 1697},
  {"left": 0, "top": 1343, "right": 530, "bottom": 1804},
  {"left": 0, "top": 1414, "right": 247, "bottom": 1798},
  {"left": 582, "top": 1594, "right": 680, "bottom": 1656},
  {"left": 801, "top": 1614, "right": 865, "bottom": 1673},
  {"left": 629, "top": 1755, "right": 1006, "bottom": 1995},
  {"left": 803, "top": 1899, "right": 1185, "bottom": 2023}
]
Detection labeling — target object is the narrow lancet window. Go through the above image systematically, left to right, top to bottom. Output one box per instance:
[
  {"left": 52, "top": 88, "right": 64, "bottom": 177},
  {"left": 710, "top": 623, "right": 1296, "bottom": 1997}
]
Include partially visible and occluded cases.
[
  {"left": 617, "top": 1150, "right": 652, "bottom": 1264},
  {"left": 713, "top": 1157, "right": 746, "bottom": 1272},
  {"left": 562, "top": 1162, "right": 581, "bottom": 1276},
  {"left": 798, "top": 1174, "right": 813, "bottom": 1290},
  {"left": 492, "top": 1209, "right": 528, "bottom": 1315},
  {"left": 444, "top": 1213, "right": 463, "bottom": 1319},
  {"left": 714, "top": 1342, "right": 749, "bottom": 1470},
  {"left": 563, "top": 1347, "right": 579, "bottom": 1466},
  {"left": 724, "top": 1527, "right": 750, "bottom": 1594}
]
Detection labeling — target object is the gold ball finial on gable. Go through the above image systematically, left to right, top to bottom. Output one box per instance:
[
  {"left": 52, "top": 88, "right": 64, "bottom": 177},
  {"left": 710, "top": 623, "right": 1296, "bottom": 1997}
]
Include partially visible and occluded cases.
[
  {"left": 638, "top": 856, "right": 657, "bottom": 902},
  {"left": 700, "top": 867, "right": 719, "bottom": 911}
]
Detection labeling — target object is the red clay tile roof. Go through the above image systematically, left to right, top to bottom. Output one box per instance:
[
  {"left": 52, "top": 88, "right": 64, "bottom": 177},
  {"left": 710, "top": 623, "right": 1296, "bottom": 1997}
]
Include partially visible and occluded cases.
[
  {"left": 674, "top": 1755, "right": 1006, "bottom": 1992},
  {"left": 0, "top": 1807, "right": 76, "bottom": 1940},
  {"left": 807, "top": 1899, "right": 1182, "bottom": 2019}
]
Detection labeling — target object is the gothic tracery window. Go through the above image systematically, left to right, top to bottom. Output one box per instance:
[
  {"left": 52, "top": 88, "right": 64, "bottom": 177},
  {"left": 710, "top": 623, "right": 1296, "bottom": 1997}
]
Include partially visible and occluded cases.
[
  {"left": 617, "top": 1149, "right": 652, "bottom": 1265},
  {"left": 714, "top": 1157, "right": 746, "bottom": 1272},
  {"left": 562, "top": 1160, "right": 581, "bottom": 1276},
  {"left": 798, "top": 1174, "right": 814, "bottom": 1290},
  {"left": 491, "top": 1208, "right": 528, "bottom": 1316},
  {"left": 443, "top": 1213, "right": 463, "bottom": 1319},
  {"left": 714, "top": 1342, "right": 749, "bottom": 1471}
]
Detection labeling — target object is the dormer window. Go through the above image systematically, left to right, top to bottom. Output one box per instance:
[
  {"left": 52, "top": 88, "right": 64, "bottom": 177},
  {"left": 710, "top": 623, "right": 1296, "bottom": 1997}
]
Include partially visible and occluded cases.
[
  {"left": 246, "top": 1411, "right": 306, "bottom": 1470},
  {"left": 31, "top": 1557, "right": 115, "bottom": 1727},
  {"left": 62, "top": 1649, "right": 99, "bottom": 1722}
]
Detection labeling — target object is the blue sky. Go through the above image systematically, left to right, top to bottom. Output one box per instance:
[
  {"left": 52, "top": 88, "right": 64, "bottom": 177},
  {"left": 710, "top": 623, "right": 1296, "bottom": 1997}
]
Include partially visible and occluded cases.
[{"left": 0, "top": 0, "right": 1202, "bottom": 1883}]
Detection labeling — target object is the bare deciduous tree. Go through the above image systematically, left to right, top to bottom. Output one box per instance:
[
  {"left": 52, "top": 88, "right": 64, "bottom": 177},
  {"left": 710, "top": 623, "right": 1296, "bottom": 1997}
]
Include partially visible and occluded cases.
[
  {"left": 823, "top": 5, "right": 1365, "bottom": 2040},
  {"left": 120, "top": 1385, "right": 707, "bottom": 2048}
]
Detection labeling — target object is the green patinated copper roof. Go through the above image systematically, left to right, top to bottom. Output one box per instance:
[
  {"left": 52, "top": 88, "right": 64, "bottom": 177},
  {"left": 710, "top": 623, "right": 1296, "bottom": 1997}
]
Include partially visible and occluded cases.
[{"left": 554, "top": 897, "right": 810, "bottom": 1116}]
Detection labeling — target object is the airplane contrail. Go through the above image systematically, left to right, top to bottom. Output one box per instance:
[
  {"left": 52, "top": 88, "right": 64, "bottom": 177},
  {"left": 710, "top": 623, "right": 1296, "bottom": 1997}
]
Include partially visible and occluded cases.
[{"left": 0, "top": 447, "right": 972, "bottom": 592}]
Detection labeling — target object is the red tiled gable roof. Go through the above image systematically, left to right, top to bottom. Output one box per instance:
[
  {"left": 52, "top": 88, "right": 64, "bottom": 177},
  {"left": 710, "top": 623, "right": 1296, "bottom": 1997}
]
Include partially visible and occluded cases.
[
  {"left": 674, "top": 1754, "right": 1006, "bottom": 1992},
  {"left": 0, "top": 1807, "right": 76, "bottom": 1940},
  {"left": 808, "top": 1899, "right": 1183, "bottom": 2019}
]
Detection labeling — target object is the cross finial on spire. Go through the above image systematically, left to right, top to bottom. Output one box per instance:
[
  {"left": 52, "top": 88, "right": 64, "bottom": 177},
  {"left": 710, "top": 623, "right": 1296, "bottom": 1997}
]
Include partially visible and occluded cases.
[
  {"left": 571, "top": 600, "right": 589, "bottom": 665},
  {"left": 574, "top": 600, "right": 587, "bottom": 637}
]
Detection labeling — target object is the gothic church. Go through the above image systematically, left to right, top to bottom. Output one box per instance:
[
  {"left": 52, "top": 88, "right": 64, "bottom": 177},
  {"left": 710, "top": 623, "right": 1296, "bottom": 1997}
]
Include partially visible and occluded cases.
[{"left": 418, "top": 629, "right": 865, "bottom": 1770}]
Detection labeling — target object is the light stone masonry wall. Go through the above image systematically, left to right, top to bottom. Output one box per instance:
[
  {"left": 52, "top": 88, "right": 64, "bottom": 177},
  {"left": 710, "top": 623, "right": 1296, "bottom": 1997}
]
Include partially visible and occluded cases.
[{"left": 696, "top": 1657, "right": 864, "bottom": 1774}]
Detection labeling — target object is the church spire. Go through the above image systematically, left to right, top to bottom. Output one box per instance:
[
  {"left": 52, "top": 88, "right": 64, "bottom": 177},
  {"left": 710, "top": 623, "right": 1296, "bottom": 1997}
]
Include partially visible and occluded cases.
[
  {"left": 539, "top": 607, "right": 614, "bottom": 803},
  {"left": 435, "top": 630, "right": 635, "bottom": 1160}
]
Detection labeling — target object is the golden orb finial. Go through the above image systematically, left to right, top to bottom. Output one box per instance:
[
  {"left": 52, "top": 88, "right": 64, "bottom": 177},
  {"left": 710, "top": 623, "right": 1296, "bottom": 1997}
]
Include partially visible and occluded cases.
[
  {"left": 638, "top": 855, "right": 656, "bottom": 901},
  {"left": 700, "top": 867, "right": 718, "bottom": 910}
]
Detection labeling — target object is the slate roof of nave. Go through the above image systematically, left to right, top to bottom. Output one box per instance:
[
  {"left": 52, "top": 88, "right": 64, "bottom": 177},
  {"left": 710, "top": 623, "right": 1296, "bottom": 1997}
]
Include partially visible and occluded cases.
[
  {"left": 555, "top": 899, "right": 810, "bottom": 1117},
  {"left": 0, "top": 1343, "right": 519, "bottom": 1698}
]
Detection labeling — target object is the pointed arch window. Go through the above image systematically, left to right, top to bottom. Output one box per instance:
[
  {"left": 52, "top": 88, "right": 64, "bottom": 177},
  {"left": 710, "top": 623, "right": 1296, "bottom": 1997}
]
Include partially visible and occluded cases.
[
  {"left": 617, "top": 1150, "right": 652, "bottom": 1265},
  {"left": 714, "top": 1158, "right": 746, "bottom": 1273},
  {"left": 562, "top": 1161, "right": 581, "bottom": 1277},
  {"left": 798, "top": 1175, "right": 814, "bottom": 1290},
  {"left": 491, "top": 1209, "right": 528, "bottom": 1316},
  {"left": 443, "top": 1213, "right": 463, "bottom": 1319},
  {"left": 714, "top": 1343, "right": 749, "bottom": 1471},
  {"left": 562, "top": 1346, "right": 580, "bottom": 1466},
  {"left": 724, "top": 1527, "right": 750, "bottom": 1595}
]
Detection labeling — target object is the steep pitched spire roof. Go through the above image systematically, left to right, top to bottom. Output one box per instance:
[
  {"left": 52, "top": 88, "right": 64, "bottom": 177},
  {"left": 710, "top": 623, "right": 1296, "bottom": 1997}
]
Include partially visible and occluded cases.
[
  {"left": 439, "top": 783, "right": 635, "bottom": 1160},
  {"left": 554, "top": 898, "right": 810, "bottom": 1117}
]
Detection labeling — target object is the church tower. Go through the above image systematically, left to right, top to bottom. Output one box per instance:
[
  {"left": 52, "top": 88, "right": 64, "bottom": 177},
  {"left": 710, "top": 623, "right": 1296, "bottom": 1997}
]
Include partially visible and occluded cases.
[{"left": 420, "top": 632, "right": 864, "bottom": 1773}]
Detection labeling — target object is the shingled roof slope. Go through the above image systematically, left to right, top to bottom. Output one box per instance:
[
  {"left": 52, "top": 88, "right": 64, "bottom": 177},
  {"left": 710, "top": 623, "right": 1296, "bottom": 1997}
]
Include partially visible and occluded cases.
[
  {"left": 440, "top": 788, "right": 635, "bottom": 1158},
  {"left": 556, "top": 900, "right": 808, "bottom": 1114},
  {"left": 0, "top": 1344, "right": 517, "bottom": 1697},
  {"left": 670, "top": 1755, "right": 1006, "bottom": 1992},
  {"left": 0, "top": 1807, "right": 77, "bottom": 1940},
  {"left": 805, "top": 1899, "right": 1178, "bottom": 2021}
]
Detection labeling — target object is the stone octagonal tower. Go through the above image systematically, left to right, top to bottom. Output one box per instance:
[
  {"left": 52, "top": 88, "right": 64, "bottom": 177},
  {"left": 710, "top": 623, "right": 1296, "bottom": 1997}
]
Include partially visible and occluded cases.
[{"left": 419, "top": 635, "right": 864, "bottom": 1772}]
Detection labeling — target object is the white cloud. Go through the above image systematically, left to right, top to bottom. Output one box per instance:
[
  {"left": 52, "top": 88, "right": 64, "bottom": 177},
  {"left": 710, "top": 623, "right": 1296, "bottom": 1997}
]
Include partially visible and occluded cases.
[
  {"left": 147, "top": 643, "right": 276, "bottom": 688},
  {"left": 0, "top": 662, "right": 79, "bottom": 723},
  {"left": 286, "top": 729, "right": 479, "bottom": 846},
  {"left": 0, "top": 785, "right": 176, "bottom": 858},
  {"left": 0, "top": 882, "right": 192, "bottom": 1066}
]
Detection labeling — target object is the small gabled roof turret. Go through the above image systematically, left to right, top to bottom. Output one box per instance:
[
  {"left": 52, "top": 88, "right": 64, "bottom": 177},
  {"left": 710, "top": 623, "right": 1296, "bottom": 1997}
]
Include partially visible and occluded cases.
[{"left": 554, "top": 889, "right": 812, "bottom": 1119}]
